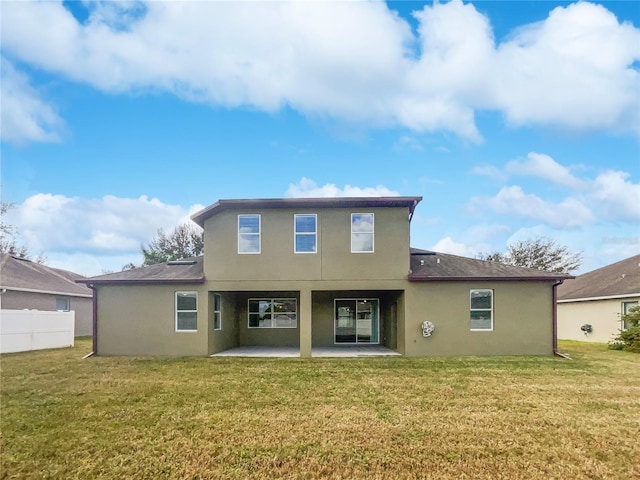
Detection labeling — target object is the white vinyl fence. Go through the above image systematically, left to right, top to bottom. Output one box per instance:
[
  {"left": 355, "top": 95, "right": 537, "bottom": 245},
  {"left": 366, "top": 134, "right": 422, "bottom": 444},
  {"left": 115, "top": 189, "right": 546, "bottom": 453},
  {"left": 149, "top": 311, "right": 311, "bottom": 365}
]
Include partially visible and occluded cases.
[{"left": 0, "top": 310, "right": 75, "bottom": 354}]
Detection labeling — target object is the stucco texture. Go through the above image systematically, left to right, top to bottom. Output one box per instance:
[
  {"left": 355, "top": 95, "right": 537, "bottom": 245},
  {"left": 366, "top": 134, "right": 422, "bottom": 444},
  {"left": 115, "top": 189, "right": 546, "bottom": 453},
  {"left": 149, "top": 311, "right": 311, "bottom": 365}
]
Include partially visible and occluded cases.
[
  {"left": 203, "top": 207, "right": 410, "bottom": 282},
  {"left": 403, "top": 281, "right": 555, "bottom": 356},
  {"left": 96, "top": 284, "right": 208, "bottom": 356},
  {"left": 557, "top": 297, "right": 638, "bottom": 343}
]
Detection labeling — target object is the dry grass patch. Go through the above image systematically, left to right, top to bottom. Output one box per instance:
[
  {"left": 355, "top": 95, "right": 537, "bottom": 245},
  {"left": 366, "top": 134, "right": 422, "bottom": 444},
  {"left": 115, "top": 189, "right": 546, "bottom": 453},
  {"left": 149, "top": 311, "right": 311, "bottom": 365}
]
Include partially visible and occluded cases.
[{"left": 1, "top": 340, "right": 639, "bottom": 479}]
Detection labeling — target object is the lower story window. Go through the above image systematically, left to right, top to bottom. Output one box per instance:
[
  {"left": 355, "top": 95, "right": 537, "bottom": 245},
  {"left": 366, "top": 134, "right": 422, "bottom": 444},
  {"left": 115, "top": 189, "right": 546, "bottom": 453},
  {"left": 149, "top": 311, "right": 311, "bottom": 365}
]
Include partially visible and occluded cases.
[
  {"left": 470, "top": 289, "right": 493, "bottom": 331},
  {"left": 176, "top": 291, "right": 198, "bottom": 331},
  {"left": 214, "top": 294, "right": 222, "bottom": 330},
  {"left": 56, "top": 297, "right": 70, "bottom": 311},
  {"left": 248, "top": 298, "right": 297, "bottom": 328},
  {"left": 622, "top": 301, "right": 638, "bottom": 330}
]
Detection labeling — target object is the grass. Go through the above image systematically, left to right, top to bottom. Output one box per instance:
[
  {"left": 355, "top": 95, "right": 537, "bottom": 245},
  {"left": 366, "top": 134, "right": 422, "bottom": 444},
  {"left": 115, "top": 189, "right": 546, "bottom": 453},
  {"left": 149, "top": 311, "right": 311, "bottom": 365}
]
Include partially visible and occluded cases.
[{"left": 1, "top": 339, "right": 639, "bottom": 479}]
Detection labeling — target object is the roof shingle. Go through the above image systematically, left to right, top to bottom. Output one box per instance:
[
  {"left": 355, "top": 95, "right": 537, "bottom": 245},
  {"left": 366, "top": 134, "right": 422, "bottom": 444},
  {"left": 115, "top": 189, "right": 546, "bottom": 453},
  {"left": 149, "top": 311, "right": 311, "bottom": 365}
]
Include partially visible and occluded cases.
[
  {"left": 409, "top": 249, "right": 571, "bottom": 281},
  {"left": 0, "top": 254, "right": 92, "bottom": 296},
  {"left": 557, "top": 255, "right": 640, "bottom": 300},
  {"left": 77, "top": 257, "right": 204, "bottom": 285}
]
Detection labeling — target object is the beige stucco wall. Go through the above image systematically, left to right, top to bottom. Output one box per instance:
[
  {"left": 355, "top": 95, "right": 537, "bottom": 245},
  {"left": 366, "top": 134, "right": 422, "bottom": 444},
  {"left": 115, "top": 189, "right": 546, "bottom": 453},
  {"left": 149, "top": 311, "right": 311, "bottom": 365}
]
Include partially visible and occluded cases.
[
  {"left": 203, "top": 206, "right": 410, "bottom": 282},
  {"left": 95, "top": 279, "right": 557, "bottom": 356},
  {"left": 403, "top": 281, "right": 555, "bottom": 356},
  {"left": 96, "top": 284, "right": 208, "bottom": 356},
  {"left": 1, "top": 290, "right": 93, "bottom": 336},
  {"left": 208, "top": 292, "right": 239, "bottom": 354},
  {"left": 557, "top": 297, "right": 638, "bottom": 343}
]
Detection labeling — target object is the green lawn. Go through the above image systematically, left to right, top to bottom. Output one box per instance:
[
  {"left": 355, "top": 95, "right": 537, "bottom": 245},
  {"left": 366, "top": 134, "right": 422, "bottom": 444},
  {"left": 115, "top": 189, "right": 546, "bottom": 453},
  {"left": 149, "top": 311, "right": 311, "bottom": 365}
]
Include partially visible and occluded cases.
[{"left": 1, "top": 339, "right": 638, "bottom": 479}]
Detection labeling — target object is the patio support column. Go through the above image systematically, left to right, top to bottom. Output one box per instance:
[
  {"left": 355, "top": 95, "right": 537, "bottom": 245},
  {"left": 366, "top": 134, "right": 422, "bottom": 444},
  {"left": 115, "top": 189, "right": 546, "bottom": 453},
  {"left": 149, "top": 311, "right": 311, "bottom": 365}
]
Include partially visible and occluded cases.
[{"left": 299, "top": 288, "right": 312, "bottom": 358}]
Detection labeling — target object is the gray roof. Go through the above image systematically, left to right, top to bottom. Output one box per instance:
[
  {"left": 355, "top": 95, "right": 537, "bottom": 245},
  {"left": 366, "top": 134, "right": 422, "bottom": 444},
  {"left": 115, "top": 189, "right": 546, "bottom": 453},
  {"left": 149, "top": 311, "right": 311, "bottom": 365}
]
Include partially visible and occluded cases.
[
  {"left": 191, "top": 196, "right": 423, "bottom": 227},
  {"left": 409, "top": 249, "right": 571, "bottom": 281},
  {"left": 79, "top": 250, "right": 572, "bottom": 285},
  {"left": 0, "top": 254, "right": 93, "bottom": 297},
  {"left": 557, "top": 255, "right": 640, "bottom": 301},
  {"left": 77, "top": 257, "right": 205, "bottom": 285}
]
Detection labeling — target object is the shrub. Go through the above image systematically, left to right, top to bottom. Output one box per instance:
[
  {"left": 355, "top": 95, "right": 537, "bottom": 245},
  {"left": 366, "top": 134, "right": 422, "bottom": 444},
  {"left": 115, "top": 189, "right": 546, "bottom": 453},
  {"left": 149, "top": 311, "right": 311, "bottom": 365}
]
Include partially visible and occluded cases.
[
  {"left": 608, "top": 305, "right": 640, "bottom": 352},
  {"left": 609, "top": 326, "right": 640, "bottom": 353}
]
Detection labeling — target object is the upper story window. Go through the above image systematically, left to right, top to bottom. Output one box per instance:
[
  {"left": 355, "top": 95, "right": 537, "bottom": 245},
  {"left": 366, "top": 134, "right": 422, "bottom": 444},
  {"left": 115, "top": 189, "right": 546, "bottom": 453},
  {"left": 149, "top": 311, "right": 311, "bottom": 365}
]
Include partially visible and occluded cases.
[
  {"left": 351, "top": 213, "right": 374, "bottom": 253},
  {"left": 238, "top": 214, "right": 261, "bottom": 254},
  {"left": 294, "top": 214, "right": 317, "bottom": 253},
  {"left": 470, "top": 289, "right": 493, "bottom": 331},
  {"left": 176, "top": 291, "right": 198, "bottom": 332},
  {"left": 56, "top": 297, "right": 70, "bottom": 311}
]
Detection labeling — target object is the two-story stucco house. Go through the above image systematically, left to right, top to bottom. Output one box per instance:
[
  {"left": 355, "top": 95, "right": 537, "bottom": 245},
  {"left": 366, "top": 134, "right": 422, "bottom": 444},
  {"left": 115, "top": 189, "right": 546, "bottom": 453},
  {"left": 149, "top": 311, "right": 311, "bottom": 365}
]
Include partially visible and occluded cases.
[{"left": 78, "top": 197, "right": 569, "bottom": 357}]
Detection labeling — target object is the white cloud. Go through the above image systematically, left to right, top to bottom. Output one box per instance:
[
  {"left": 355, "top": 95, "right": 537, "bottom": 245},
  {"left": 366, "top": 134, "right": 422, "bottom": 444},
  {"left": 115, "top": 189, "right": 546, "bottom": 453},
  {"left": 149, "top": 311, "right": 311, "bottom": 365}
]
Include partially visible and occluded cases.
[
  {"left": 1, "top": 0, "right": 637, "bottom": 143},
  {"left": 492, "top": 2, "right": 640, "bottom": 135},
  {"left": 0, "top": 58, "right": 64, "bottom": 145},
  {"left": 394, "top": 135, "right": 424, "bottom": 152},
  {"left": 472, "top": 152, "right": 639, "bottom": 227},
  {"left": 506, "top": 152, "right": 585, "bottom": 189},
  {"left": 471, "top": 165, "right": 508, "bottom": 183},
  {"left": 592, "top": 170, "right": 640, "bottom": 221},
  {"left": 286, "top": 177, "right": 399, "bottom": 198},
  {"left": 475, "top": 185, "right": 593, "bottom": 228},
  {"left": 5, "top": 194, "right": 203, "bottom": 275},
  {"left": 466, "top": 224, "right": 512, "bottom": 242},
  {"left": 431, "top": 236, "right": 488, "bottom": 258}
]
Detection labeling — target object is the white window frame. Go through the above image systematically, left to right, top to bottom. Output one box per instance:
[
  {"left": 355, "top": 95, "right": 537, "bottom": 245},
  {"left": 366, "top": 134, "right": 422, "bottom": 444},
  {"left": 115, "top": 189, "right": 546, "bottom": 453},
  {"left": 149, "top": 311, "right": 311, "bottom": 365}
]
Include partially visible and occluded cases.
[
  {"left": 351, "top": 213, "right": 374, "bottom": 253},
  {"left": 238, "top": 214, "right": 261, "bottom": 254},
  {"left": 294, "top": 214, "right": 317, "bottom": 254},
  {"left": 470, "top": 289, "right": 493, "bottom": 331},
  {"left": 175, "top": 291, "right": 198, "bottom": 332},
  {"left": 214, "top": 293, "right": 222, "bottom": 331},
  {"left": 56, "top": 297, "right": 70, "bottom": 312},
  {"left": 248, "top": 298, "right": 298, "bottom": 329},
  {"left": 622, "top": 301, "right": 638, "bottom": 331}
]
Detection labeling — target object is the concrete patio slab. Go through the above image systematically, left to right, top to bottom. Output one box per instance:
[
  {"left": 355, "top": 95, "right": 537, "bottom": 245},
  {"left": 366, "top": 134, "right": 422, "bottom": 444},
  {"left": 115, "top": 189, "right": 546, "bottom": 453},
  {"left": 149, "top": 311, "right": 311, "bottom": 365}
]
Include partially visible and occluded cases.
[
  {"left": 211, "top": 345, "right": 400, "bottom": 358},
  {"left": 212, "top": 346, "right": 299, "bottom": 357}
]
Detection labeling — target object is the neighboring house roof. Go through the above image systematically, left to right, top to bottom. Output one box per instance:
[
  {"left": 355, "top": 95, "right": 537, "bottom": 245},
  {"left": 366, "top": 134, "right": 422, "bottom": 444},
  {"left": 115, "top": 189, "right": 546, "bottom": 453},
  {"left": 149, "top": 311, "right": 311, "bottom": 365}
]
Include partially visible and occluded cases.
[
  {"left": 191, "top": 196, "right": 423, "bottom": 228},
  {"left": 409, "top": 249, "right": 572, "bottom": 282},
  {"left": 0, "top": 254, "right": 93, "bottom": 297},
  {"left": 557, "top": 254, "right": 640, "bottom": 301},
  {"left": 77, "top": 257, "right": 205, "bottom": 285}
]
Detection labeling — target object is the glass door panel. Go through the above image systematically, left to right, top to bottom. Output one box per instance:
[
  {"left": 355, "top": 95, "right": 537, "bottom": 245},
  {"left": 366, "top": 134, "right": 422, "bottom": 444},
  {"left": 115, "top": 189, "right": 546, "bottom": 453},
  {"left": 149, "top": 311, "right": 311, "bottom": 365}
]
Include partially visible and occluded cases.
[
  {"left": 335, "top": 299, "right": 379, "bottom": 344},
  {"left": 335, "top": 300, "right": 356, "bottom": 343},
  {"left": 356, "top": 300, "right": 372, "bottom": 343}
]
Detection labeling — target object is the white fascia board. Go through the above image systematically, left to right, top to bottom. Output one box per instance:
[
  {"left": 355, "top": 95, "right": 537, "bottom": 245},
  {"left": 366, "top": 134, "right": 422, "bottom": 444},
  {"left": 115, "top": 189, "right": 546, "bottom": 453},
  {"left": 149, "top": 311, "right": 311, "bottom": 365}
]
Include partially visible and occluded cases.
[
  {"left": 0, "top": 286, "right": 93, "bottom": 298},
  {"left": 557, "top": 293, "right": 640, "bottom": 303}
]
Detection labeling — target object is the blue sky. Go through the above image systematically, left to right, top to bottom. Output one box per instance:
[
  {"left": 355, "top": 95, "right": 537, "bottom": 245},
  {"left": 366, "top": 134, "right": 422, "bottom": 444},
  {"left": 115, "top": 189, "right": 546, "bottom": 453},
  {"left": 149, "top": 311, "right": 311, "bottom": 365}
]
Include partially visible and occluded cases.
[{"left": 1, "top": 0, "right": 639, "bottom": 276}]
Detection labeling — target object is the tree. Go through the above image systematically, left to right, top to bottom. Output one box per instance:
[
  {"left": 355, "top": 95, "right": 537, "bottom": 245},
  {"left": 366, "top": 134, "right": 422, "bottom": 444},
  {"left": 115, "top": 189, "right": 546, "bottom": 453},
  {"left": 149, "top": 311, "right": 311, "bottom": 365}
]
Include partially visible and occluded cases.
[
  {"left": 0, "top": 201, "right": 46, "bottom": 263},
  {"left": 141, "top": 223, "right": 204, "bottom": 266},
  {"left": 479, "top": 237, "right": 582, "bottom": 274}
]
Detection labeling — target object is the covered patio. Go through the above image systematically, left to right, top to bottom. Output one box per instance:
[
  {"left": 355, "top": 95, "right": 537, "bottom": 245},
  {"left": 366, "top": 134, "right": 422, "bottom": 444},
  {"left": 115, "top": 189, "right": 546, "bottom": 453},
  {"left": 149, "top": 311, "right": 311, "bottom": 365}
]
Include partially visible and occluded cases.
[{"left": 211, "top": 345, "right": 401, "bottom": 358}]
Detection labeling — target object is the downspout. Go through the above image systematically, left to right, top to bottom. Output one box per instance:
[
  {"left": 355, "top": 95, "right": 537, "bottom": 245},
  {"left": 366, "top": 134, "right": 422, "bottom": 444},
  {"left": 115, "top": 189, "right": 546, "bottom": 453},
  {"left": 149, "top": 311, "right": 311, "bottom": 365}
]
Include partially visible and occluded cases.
[
  {"left": 553, "top": 280, "right": 569, "bottom": 358},
  {"left": 86, "top": 284, "right": 97, "bottom": 357}
]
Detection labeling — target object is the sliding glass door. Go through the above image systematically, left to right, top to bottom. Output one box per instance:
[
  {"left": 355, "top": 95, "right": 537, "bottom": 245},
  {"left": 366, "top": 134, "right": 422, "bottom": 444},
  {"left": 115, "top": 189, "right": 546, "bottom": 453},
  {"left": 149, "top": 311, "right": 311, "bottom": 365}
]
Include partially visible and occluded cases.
[{"left": 334, "top": 299, "right": 379, "bottom": 344}]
